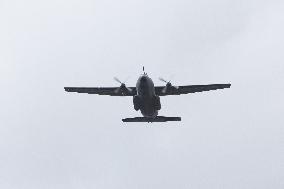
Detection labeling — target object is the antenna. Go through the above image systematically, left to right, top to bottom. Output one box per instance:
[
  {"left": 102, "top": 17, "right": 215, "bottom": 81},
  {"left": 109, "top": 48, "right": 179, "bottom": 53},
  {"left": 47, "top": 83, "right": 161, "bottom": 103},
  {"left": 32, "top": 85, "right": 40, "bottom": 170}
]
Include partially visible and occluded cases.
[{"left": 142, "top": 66, "right": 148, "bottom": 75}]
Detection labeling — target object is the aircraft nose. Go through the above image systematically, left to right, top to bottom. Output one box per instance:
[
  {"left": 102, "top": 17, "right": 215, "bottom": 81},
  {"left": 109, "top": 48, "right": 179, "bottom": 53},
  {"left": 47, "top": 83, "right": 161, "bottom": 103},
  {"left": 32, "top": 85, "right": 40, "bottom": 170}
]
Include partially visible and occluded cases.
[{"left": 140, "top": 76, "right": 147, "bottom": 82}]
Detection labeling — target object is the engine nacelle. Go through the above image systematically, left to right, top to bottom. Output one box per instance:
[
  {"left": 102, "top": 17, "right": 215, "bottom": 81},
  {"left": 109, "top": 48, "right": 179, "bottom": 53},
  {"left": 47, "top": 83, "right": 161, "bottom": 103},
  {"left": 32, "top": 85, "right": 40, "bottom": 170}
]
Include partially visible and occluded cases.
[
  {"left": 133, "top": 95, "right": 141, "bottom": 111},
  {"left": 153, "top": 95, "right": 161, "bottom": 110}
]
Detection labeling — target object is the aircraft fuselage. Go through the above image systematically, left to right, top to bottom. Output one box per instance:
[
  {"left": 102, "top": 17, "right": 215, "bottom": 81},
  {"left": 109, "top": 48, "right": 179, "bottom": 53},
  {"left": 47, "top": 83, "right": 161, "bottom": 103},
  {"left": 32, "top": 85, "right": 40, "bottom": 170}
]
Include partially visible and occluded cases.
[{"left": 134, "top": 74, "right": 161, "bottom": 118}]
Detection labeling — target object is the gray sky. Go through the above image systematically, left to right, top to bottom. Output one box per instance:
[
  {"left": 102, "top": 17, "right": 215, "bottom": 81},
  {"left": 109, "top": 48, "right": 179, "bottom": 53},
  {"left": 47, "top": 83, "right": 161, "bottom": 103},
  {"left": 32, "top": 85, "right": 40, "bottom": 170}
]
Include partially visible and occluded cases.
[{"left": 0, "top": 0, "right": 284, "bottom": 188}]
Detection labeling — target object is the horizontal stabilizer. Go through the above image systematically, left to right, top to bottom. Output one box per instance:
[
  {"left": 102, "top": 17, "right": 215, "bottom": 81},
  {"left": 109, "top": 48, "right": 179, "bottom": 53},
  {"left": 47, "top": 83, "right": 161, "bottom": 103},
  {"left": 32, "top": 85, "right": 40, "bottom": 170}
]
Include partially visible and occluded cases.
[{"left": 122, "top": 116, "right": 181, "bottom": 122}]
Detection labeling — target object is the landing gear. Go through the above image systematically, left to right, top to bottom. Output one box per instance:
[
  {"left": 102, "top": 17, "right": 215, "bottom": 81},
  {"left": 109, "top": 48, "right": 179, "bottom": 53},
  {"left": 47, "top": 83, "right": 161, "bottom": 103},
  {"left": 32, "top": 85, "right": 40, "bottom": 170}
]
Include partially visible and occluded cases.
[
  {"left": 133, "top": 95, "right": 141, "bottom": 111},
  {"left": 153, "top": 95, "right": 161, "bottom": 110}
]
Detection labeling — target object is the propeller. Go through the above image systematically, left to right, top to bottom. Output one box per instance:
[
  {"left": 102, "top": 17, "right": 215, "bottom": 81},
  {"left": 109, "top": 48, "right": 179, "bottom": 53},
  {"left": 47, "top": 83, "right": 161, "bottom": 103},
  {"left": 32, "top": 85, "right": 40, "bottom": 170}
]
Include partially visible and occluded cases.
[
  {"left": 114, "top": 77, "right": 132, "bottom": 94},
  {"left": 114, "top": 77, "right": 123, "bottom": 84},
  {"left": 159, "top": 77, "right": 179, "bottom": 93}
]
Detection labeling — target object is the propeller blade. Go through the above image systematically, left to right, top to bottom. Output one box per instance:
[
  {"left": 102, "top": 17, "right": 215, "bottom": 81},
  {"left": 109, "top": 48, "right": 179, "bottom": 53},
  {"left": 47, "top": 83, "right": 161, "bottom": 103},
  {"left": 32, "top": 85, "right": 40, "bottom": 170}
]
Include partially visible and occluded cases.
[
  {"left": 168, "top": 74, "right": 175, "bottom": 83},
  {"left": 114, "top": 76, "right": 133, "bottom": 94},
  {"left": 123, "top": 76, "right": 131, "bottom": 83},
  {"left": 114, "top": 77, "right": 122, "bottom": 84},
  {"left": 159, "top": 77, "right": 168, "bottom": 83},
  {"left": 173, "top": 85, "right": 179, "bottom": 89},
  {"left": 126, "top": 87, "right": 133, "bottom": 93}
]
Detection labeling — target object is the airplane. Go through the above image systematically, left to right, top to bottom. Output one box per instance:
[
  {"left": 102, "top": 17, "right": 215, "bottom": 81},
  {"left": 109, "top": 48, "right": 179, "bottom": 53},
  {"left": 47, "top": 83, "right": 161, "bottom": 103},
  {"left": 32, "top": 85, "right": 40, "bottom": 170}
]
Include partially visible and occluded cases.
[{"left": 64, "top": 67, "right": 231, "bottom": 122}]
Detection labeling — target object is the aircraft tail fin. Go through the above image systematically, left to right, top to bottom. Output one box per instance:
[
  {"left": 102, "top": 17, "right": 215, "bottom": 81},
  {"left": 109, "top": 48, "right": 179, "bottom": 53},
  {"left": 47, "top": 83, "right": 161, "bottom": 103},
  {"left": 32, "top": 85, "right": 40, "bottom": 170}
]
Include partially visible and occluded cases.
[{"left": 122, "top": 116, "right": 181, "bottom": 122}]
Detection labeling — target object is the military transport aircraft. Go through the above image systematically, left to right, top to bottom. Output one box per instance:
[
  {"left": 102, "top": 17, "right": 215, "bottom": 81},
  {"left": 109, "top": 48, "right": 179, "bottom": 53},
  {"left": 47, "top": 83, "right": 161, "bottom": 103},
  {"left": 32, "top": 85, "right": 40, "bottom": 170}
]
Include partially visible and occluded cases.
[{"left": 64, "top": 67, "right": 231, "bottom": 122}]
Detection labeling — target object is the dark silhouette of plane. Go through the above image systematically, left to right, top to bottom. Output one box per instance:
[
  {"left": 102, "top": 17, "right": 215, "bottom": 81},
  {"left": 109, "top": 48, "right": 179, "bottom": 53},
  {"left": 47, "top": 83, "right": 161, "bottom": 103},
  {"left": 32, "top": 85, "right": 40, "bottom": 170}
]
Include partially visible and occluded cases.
[{"left": 64, "top": 67, "right": 231, "bottom": 122}]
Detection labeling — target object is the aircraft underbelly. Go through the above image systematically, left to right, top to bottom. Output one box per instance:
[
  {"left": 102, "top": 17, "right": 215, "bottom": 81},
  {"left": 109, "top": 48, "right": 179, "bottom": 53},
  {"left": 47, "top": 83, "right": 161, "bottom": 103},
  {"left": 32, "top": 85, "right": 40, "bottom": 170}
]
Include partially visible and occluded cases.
[{"left": 140, "top": 97, "right": 158, "bottom": 118}]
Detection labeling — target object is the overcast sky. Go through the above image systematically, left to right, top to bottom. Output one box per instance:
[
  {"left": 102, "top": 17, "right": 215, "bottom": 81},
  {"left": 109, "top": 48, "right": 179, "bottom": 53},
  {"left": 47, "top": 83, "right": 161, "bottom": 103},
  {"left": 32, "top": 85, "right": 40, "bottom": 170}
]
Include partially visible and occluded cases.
[{"left": 0, "top": 0, "right": 284, "bottom": 188}]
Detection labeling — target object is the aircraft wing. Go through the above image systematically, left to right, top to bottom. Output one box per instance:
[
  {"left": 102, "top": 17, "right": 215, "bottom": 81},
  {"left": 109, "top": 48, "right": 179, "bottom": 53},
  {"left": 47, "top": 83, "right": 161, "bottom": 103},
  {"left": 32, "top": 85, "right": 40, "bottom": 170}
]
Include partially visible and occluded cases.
[
  {"left": 155, "top": 84, "right": 231, "bottom": 96},
  {"left": 64, "top": 87, "right": 137, "bottom": 96}
]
